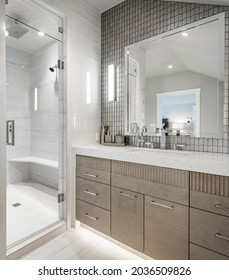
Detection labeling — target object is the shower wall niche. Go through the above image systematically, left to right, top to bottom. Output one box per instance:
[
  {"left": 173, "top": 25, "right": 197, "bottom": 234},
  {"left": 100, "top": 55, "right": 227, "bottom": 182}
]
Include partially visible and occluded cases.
[{"left": 6, "top": 41, "right": 59, "bottom": 190}]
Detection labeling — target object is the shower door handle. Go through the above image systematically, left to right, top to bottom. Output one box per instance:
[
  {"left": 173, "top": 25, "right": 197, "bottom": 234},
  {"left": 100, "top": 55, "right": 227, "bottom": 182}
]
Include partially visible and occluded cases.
[{"left": 6, "top": 120, "right": 15, "bottom": 146}]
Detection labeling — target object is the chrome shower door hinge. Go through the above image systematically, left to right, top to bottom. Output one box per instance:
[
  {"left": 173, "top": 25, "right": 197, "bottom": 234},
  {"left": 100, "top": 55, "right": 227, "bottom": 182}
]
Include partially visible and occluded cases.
[
  {"left": 5, "top": 0, "right": 9, "bottom": 5},
  {"left": 58, "top": 27, "right": 63, "bottom": 34},
  {"left": 58, "top": 60, "right": 64, "bottom": 70},
  {"left": 58, "top": 193, "right": 65, "bottom": 203}
]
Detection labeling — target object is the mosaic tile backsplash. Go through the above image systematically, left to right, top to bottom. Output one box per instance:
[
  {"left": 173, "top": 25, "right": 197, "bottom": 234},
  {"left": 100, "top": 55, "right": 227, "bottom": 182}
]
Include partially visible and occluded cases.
[{"left": 101, "top": 0, "right": 229, "bottom": 153}]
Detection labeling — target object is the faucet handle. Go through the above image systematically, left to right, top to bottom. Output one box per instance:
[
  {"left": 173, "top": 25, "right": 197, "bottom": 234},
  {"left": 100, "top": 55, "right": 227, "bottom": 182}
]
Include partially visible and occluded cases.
[
  {"left": 131, "top": 123, "right": 140, "bottom": 135},
  {"left": 142, "top": 126, "right": 147, "bottom": 133},
  {"left": 145, "top": 142, "right": 153, "bottom": 148}
]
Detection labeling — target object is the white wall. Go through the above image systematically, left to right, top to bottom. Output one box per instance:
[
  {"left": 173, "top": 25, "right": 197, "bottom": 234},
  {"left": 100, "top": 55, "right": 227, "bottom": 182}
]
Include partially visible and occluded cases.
[
  {"left": 0, "top": 0, "right": 6, "bottom": 260},
  {"left": 40, "top": 0, "right": 101, "bottom": 227},
  {"left": 41, "top": 0, "right": 101, "bottom": 146},
  {"left": 30, "top": 42, "right": 59, "bottom": 161},
  {"left": 6, "top": 43, "right": 59, "bottom": 187},
  {"left": 6, "top": 47, "right": 31, "bottom": 184},
  {"left": 145, "top": 71, "right": 221, "bottom": 137}
]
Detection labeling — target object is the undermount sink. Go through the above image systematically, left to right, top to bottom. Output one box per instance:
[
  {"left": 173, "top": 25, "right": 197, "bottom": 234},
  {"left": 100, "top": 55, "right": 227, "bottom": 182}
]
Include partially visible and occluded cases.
[{"left": 126, "top": 147, "right": 192, "bottom": 155}]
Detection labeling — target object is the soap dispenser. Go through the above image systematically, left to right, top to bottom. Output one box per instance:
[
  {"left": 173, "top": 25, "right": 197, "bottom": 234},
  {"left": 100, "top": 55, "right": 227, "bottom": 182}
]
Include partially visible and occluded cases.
[
  {"left": 101, "top": 125, "right": 109, "bottom": 144},
  {"left": 105, "top": 130, "right": 112, "bottom": 143}
]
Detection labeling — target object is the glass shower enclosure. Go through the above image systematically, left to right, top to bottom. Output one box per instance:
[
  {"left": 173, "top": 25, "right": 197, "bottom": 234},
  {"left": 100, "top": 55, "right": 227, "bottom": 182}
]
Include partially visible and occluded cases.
[{"left": 5, "top": 0, "right": 65, "bottom": 248}]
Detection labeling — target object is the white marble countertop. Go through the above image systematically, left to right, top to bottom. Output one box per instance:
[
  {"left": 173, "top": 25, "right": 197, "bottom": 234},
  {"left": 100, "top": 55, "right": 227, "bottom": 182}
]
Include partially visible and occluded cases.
[{"left": 72, "top": 144, "right": 229, "bottom": 176}]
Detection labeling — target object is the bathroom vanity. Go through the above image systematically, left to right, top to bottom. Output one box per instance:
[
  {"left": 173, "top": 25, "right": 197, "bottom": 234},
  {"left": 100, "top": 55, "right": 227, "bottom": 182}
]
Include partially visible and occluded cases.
[{"left": 73, "top": 145, "right": 229, "bottom": 260}]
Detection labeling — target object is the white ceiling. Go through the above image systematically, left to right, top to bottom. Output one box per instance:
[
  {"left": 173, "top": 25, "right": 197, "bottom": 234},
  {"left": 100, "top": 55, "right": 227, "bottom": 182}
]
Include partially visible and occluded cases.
[
  {"left": 5, "top": 0, "right": 229, "bottom": 54},
  {"left": 5, "top": 0, "right": 62, "bottom": 53},
  {"left": 85, "top": 0, "right": 229, "bottom": 14},
  {"left": 85, "top": 0, "right": 125, "bottom": 13},
  {"left": 164, "top": 0, "right": 229, "bottom": 5},
  {"left": 130, "top": 19, "right": 224, "bottom": 80}
]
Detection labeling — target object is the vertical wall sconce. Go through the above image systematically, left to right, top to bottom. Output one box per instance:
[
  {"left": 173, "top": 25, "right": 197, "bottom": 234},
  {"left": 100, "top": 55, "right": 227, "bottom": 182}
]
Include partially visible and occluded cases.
[
  {"left": 108, "top": 64, "right": 116, "bottom": 102},
  {"left": 86, "top": 71, "right": 91, "bottom": 104},
  {"left": 34, "top": 87, "right": 38, "bottom": 111}
]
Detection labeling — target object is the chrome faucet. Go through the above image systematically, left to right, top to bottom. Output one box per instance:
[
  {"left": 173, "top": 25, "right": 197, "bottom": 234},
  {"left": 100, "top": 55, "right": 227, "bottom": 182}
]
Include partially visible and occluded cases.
[
  {"left": 130, "top": 123, "right": 139, "bottom": 135},
  {"left": 138, "top": 126, "right": 147, "bottom": 147},
  {"left": 142, "top": 126, "right": 147, "bottom": 134}
]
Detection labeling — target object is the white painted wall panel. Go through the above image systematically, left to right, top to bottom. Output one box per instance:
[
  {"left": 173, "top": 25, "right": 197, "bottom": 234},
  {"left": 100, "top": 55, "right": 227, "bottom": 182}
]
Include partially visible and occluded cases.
[{"left": 0, "top": 0, "right": 7, "bottom": 260}]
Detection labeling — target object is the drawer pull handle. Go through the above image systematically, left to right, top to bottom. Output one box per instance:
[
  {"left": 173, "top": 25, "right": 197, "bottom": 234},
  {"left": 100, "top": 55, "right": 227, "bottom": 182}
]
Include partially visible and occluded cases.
[
  {"left": 84, "top": 173, "right": 98, "bottom": 178},
  {"left": 84, "top": 190, "right": 98, "bottom": 196},
  {"left": 119, "top": 191, "right": 137, "bottom": 199},
  {"left": 150, "top": 201, "right": 173, "bottom": 210},
  {"left": 215, "top": 204, "right": 229, "bottom": 210},
  {"left": 84, "top": 213, "right": 98, "bottom": 221},
  {"left": 215, "top": 233, "right": 229, "bottom": 242}
]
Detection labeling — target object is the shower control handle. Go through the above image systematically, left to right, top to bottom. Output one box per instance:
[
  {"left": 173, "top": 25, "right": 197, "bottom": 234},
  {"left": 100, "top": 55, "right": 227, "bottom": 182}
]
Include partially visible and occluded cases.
[{"left": 6, "top": 120, "right": 15, "bottom": 146}]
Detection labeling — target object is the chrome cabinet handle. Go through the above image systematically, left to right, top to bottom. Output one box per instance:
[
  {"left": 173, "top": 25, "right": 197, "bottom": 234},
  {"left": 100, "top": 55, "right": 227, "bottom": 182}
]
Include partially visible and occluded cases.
[
  {"left": 84, "top": 173, "right": 98, "bottom": 178},
  {"left": 84, "top": 190, "right": 98, "bottom": 196},
  {"left": 119, "top": 191, "right": 137, "bottom": 199},
  {"left": 150, "top": 201, "right": 173, "bottom": 210},
  {"left": 215, "top": 204, "right": 229, "bottom": 210},
  {"left": 84, "top": 213, "right": 98, "bottom": 221},
  {"left": 215, "top": 233, "right": 229, "bottom": 242}
]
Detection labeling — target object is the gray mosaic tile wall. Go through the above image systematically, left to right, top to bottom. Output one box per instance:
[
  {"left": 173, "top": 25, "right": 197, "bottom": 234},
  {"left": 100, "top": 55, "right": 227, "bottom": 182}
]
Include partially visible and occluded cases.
[{"left": 101, "top": 0, "right": 229, "bottom": 153}]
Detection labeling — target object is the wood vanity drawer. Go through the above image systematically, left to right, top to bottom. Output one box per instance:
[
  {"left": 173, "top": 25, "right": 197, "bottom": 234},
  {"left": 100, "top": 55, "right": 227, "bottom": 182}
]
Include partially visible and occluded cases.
[
  {"left": 76, "top": 155, "right": 110, "bottom": 185},
  {"left": 111, "top": 161, "right": 189, "bottom": 205},
  {"left": 190, "top": 172, "right": 229, "bottom": 217},
  {"left": 76, "top": 177, "right": 110, "bottom": 210},
  {"left": 111, "top": 186, "right": 144, "bottom": 252},
  {"left": 190, "top": 191, "right": 229, "bottom": 217},
  {"left": 145, "top": 196, "right": 189, "bottom": 260},
  {"left": 76, "top": 199, "right": 110, "bottom": 236},
  {"left": 190, "top": 208, "right": 229, "bottom": 257},
  {"left": 190, "top": 243, "right": 229, "bottom": 260}
]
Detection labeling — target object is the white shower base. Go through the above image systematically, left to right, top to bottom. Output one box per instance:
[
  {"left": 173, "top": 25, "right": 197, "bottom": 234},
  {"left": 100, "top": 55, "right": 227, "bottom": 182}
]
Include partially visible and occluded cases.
[{"left": 7, "top": 180, "right": 59, "bottom": 246}]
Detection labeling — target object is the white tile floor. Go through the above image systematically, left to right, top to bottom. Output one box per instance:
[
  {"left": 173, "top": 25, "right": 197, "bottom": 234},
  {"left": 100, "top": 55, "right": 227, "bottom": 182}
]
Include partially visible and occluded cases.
[
  {"left": 7, "top": 180, "right": 59, "bottom": 246},
  {"left": 22, "top": 226, "right": 144, "bottom": 260}
]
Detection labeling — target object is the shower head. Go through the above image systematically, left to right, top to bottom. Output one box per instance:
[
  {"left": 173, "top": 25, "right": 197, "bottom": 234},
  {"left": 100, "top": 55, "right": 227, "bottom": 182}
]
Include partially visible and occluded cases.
[
  {"left": 6, "top": 21, "right": 29, "bottom": 39},
  {"left": 49, "top": 64, "right": 57, "bottom": 72}
]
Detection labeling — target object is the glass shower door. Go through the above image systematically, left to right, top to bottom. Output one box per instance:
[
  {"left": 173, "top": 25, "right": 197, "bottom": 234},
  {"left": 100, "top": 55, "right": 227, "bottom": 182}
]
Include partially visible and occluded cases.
[{"left": 5, "top": 0, "right": 65, "bottom": 248}]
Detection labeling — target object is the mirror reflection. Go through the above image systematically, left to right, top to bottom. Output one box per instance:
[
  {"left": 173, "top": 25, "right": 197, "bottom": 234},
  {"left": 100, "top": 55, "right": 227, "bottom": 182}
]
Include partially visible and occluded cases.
[{"left": 127, "top": 16, "right": 224, "bottom": 138}]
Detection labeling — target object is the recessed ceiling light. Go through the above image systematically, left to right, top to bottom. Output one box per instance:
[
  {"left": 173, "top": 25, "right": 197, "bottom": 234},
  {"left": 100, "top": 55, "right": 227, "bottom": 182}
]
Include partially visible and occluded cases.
[
  {"left": 5, "top": 30, "right": 8, "bottom": 37},
  {"left": 38, "top": 32, "right": 45, "bottom": 36},
  {"left": 182, "top": 32, "right": 189, "bottom": 37},
  {"left": 21, "top": 65, "right": 25, "bottom": 68},
  {"left": 168, "top": 65, "right": 173, "bottom": 69}
]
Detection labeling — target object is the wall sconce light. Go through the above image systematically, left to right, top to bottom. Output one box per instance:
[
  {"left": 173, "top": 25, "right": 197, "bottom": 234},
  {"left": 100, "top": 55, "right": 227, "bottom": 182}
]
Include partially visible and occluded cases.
[
  {"left": 108, "top": 64, "right": 116, "bottom": 102},
  {"left": 34, "top": 87, "right": 38, "bottom": 111}
]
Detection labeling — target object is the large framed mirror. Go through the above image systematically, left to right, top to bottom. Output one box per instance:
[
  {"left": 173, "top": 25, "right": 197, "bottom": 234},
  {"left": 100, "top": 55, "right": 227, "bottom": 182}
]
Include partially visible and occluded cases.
[{"left": 125, "top": 13, "right": 225, "bottom": 138}]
